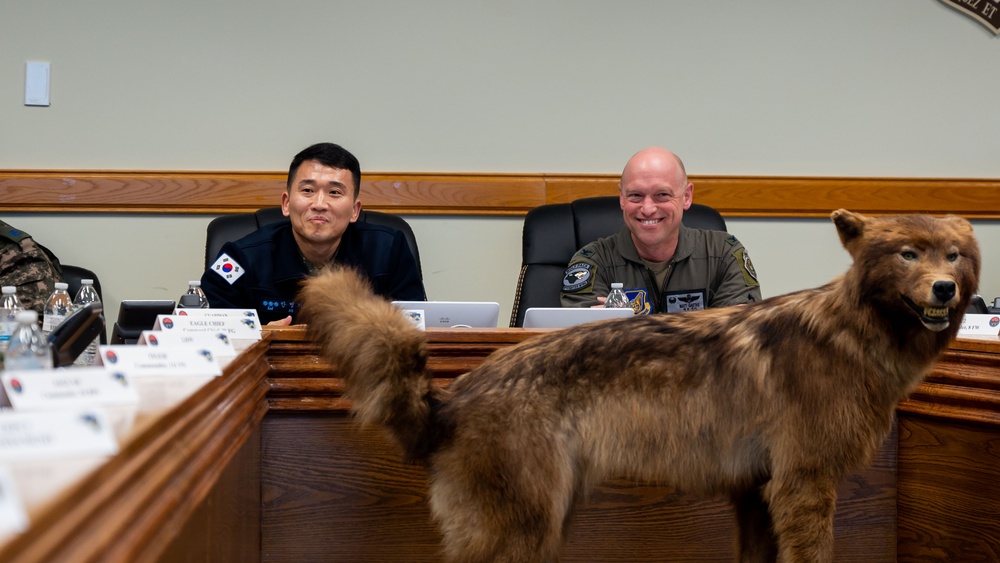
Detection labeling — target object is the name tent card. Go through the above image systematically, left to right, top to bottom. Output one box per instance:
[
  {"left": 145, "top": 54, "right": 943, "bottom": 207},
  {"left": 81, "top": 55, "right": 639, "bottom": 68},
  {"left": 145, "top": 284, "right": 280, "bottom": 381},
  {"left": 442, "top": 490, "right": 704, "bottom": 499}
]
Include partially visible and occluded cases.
[
  {"left": 170, "top": 308, "right": 259, "bottom": 320},
  {"left": 152, "top": 313, "right": 261, "bottom": 351},
  {"left": 958, "top": 314, "right": 1000, "bottom": 337},
  {"left": 138, "top": 330, "right": 237, "bottom": 356},
  {"left": 96, "top": 345, "right": 222, "bottom": 377},
  {"left": 1, "top": 368, "right": 139, "bottom": 411},
  {"left": 0, "top": 409, "right": 118, "bottom": 461},
  {"left": 0, "top": 466, "right": 28, "bottom": 538}
]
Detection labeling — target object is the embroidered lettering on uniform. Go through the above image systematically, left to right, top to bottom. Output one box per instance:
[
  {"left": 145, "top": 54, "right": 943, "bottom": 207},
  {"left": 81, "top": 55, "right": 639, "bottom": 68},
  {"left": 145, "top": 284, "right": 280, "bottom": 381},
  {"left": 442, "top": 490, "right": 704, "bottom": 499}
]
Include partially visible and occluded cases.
[
  {"left": 734, "top": 248, "right": 760, "bottom": 287},
  {"left": 211, "top": 253, "right": 245, "bottom": 285},
  {"left": 562, "top": 262, "right": 596, "bottom": 293},
  {"left": 664, "top": 290, "right": 706, "bottom": 313}
]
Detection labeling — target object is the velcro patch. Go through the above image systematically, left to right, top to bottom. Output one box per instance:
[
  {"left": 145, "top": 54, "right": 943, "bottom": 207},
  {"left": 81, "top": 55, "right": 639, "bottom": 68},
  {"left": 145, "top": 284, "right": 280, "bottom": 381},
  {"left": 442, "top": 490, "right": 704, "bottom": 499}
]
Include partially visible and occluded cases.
[
  {"left": 734, "top": 247, "right": 759, "bottom": 287},
  {"left": 211, "top": 253, "right": 245, "bottom": 285},
  {"left": 562, "top": 262, "right": 596, "bottom": 293},
  {"left": 664, "top": 290, "right": 706, "bottom": 313}
]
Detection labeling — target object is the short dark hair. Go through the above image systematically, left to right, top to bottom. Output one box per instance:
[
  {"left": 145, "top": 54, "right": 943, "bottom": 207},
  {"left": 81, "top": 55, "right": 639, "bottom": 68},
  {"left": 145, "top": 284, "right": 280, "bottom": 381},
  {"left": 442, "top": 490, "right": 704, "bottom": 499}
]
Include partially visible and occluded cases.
[{"left": 286, "top": 142, "right": 362, "bottom": 198}]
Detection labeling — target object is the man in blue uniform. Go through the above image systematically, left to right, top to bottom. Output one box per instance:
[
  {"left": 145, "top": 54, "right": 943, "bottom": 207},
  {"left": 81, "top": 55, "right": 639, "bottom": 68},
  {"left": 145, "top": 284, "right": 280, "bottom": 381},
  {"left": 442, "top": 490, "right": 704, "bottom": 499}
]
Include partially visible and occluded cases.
[{"left": 201, "top": 143, "right": 425, "bottom": 325}]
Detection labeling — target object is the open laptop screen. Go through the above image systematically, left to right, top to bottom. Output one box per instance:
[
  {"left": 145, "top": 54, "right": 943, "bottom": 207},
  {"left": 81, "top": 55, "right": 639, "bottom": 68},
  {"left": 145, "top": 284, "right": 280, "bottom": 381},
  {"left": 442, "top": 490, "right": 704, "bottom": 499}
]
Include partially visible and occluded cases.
[
  {"left": 391, "top": 301, "right": 500, "bottom": 328},
  {"left": 522, "top": 307, "right": 633, "bottom": 329}
]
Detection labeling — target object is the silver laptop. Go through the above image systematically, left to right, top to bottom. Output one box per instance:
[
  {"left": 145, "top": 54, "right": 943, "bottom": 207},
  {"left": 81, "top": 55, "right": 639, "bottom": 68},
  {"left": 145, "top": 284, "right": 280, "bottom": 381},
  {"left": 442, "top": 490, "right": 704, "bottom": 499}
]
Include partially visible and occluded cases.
[
  {"left": 392, "top": 301, "right": 501, "bottom": 328},
  {"left": 522, "top": 307, "right": 633, "bottom": 329}
]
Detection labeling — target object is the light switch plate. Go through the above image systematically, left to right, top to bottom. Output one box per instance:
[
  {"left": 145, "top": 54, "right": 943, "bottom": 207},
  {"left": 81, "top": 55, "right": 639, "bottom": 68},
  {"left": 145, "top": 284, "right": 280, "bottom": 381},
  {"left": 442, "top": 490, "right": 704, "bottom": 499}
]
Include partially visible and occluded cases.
[{"left": 25, "top": 61, "right": 51, "bottom": 106}]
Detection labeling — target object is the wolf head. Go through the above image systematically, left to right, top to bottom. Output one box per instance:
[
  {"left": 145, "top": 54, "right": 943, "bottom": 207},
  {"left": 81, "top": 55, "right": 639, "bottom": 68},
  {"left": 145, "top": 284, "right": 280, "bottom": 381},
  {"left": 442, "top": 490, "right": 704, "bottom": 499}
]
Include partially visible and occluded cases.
[{"left": 831, "top": 209, "right": 981, "bottom": 333}]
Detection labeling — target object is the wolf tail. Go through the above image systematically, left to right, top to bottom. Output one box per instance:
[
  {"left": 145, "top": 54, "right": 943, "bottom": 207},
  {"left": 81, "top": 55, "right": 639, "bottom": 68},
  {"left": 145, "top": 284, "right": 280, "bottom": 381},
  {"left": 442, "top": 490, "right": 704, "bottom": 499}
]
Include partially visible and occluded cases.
[{"left": 298, "top": 266, "right": 444, "bottom": 463}]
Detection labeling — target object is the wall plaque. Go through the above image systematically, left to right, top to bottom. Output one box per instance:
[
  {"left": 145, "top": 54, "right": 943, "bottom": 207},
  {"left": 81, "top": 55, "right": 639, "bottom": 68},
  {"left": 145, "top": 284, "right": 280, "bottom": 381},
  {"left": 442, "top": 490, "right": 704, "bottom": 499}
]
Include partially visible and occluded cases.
[{"left": 939, "top": 0, "right": 1000, "bottom": 34}]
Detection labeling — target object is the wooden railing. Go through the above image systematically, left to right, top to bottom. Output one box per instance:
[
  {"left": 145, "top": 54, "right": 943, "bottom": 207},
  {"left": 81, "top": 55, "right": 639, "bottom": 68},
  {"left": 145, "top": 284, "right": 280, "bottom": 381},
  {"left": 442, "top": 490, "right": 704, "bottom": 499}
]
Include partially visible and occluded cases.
[{"left": 2, "top": 171, "right": 999, "bottom": 218}]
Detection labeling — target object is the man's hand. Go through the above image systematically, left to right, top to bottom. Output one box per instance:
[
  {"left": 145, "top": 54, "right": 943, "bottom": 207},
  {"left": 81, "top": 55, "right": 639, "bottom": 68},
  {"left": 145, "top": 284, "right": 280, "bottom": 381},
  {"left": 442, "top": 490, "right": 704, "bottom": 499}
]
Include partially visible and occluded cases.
[
  {"left": 590, "top": 296, "right": 607, "bottom": 309},
  {"left": 267, "top": 315, "right": 293, "bottom": 326}
]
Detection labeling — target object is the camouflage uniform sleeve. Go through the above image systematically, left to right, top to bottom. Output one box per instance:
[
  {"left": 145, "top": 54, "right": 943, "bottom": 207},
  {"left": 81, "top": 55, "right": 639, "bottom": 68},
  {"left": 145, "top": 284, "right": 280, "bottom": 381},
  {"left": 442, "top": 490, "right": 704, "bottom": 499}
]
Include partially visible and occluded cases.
[
  {"left": 711, "top": 235, "right": 762, "bottom": 307},
  {"left": 0, "top": 236, "right": 63, "bottom": 316},
  {"left": 559, "top": 248, "right": 604, "bottom": 308}
]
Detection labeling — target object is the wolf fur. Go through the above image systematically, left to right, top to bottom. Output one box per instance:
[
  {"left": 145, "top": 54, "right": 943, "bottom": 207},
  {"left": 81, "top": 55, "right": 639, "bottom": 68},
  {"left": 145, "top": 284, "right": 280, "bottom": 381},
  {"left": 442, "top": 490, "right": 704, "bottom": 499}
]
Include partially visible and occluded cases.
[{"left": 298, "top": 209, "right": 980, "bottom": 563}]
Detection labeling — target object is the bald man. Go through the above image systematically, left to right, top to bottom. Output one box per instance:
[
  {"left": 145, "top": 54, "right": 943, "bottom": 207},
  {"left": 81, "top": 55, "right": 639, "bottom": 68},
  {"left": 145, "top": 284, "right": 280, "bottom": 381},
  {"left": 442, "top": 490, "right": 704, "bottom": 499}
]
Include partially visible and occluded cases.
[{"left": 560, "top": 147, "right": 761, "bottom": 313}]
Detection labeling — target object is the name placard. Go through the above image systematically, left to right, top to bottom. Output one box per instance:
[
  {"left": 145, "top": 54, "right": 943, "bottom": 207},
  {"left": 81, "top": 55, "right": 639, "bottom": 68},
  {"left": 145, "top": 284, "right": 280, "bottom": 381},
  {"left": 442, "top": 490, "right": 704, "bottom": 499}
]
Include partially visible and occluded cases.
[
  {"left": 170, "top": 308, "right": 259, "bottom": 320},
  {"left": 958, "top": 313, "right": 1000, "bottom": 337},
  {"left": 152, "top": 314, "right": 261, "bottom": 351},
  {"left": 138, "top": 330, "right": 237, "bottom": 356},
  {"left": 96, "top": 345, "right": 222, "bottom": 377},
  {"left": 1, "top": 368, "right": 139, "bottom": 411},
  {"left": 0, "top": 409, "right": 118, "bottom": 461},
  {"left": 0, "top": 465, "right": 28, "bottom": 538}
]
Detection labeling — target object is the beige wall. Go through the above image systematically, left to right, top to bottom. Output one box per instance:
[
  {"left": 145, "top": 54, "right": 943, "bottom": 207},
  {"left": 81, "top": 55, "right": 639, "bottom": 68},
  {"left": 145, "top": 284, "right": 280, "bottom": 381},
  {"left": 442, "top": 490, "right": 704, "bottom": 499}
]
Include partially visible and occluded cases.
[{"left": 3, "top": 1, "right": 999, "bottom": 327}]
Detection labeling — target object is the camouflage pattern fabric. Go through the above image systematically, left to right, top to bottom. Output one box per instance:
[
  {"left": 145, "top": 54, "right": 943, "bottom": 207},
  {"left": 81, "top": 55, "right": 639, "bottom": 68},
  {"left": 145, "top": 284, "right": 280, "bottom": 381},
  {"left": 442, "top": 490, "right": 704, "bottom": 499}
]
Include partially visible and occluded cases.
[{"left": 0, "top": 220, "right": 63, "bottom": 316}]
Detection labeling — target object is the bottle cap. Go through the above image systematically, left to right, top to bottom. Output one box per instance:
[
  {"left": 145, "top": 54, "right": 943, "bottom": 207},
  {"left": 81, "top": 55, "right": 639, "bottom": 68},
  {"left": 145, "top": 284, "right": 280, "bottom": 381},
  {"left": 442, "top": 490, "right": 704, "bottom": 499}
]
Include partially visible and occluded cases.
[
  {"left": 82, "top": 279, "right": 94, "bottom": 285},
  {"left": 189, "top": 280, "right": 201, "bottom": 287},
  {"left": 55, "top": 282, "right": 69, "bottom": 290},
  {"left": 611, "top": 282, "right": 623, "bottom": 289},
  {"left": 2, "top": 286, "right": 14, "bottom": 294}
]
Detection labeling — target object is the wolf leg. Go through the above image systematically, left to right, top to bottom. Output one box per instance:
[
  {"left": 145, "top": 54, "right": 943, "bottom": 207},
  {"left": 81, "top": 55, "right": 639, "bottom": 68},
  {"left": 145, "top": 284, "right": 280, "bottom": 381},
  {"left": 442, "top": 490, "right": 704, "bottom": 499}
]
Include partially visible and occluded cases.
[
  {"left": 762, "top": 473, "right": 836, "bottom": 563},
  {"left": 731, "top": 486, "right": 778, "bottom": 563}
]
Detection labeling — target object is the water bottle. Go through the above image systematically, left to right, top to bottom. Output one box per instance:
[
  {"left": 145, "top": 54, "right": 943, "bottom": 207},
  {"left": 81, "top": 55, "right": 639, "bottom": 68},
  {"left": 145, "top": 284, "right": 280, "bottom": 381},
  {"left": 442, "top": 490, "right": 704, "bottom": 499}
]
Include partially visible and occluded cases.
[
  {"left": 72, "top": 279, "right": 101, "bottom": 366},
  {"left": 179, "top": 280, "right": 210, "bottom": 309},
  {"left": 42, "top": 282, "right": 74, "bottom": 338},
  {"left": 605, "top": 283, "right": 631, "bottom": 310},
  {"left": 0, "top": 286, "right": 22, "bottom": 353},
  {"left": 5, "top": 310, "right": 53, "bottom": 371}
]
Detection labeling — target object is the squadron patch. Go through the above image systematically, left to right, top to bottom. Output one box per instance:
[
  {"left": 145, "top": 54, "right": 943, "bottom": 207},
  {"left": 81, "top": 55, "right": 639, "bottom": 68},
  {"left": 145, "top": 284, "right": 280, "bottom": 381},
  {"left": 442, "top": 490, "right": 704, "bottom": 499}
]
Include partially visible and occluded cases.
[
  {"left": 734, "top": 247, "right": 759, "bottom": 287},
  {"left": 211, "top": 253, "right": 245, "bottom": 285},
  {"left": 562, "top": 262, "right": 595, "bottom": 293}
]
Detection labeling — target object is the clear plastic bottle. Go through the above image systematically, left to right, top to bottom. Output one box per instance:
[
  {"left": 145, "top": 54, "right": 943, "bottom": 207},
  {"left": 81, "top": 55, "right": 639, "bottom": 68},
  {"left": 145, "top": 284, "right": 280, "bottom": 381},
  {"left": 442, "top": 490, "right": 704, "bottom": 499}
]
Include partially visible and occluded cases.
[
  {"left": 72, "top": 279, "right": 102, "bottom": 366},
  {"left": 179, "top": 280, "right": 210, "bottom": 309},
  {"left": 42, "top": 282, "right": 74, "bottom": 339},
  {"left": 605, "top": 282, "right": 631, "bottom": 310},
  {"left": 0, "top": 286, "right": 23, "bottom": 353},
  {"left": 5, "top": 310, "right": 53, "bottom": 371}
]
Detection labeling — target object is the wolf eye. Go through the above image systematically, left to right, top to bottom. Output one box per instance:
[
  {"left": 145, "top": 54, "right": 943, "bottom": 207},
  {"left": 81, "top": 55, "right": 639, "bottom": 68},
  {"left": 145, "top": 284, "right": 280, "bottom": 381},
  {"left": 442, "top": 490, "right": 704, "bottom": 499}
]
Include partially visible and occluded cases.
[
  {"left": 901, "top": 250, "right": 917, "bottom": 260},
  {"left": 947, "top": 252, "right": 959, "bottom": 262}
]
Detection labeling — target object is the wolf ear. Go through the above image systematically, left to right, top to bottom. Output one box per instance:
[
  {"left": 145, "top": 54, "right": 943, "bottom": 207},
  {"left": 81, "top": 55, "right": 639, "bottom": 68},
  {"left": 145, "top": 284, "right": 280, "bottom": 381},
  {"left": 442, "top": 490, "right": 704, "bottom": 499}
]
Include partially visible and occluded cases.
[{"left": 831, "top": 209, "right": 866, "bottom": 249}]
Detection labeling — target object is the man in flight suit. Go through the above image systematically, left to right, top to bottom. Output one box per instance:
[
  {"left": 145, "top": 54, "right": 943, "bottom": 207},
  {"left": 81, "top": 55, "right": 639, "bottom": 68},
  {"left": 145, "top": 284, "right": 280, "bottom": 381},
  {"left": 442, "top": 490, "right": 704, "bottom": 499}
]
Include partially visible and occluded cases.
[
  {"left": 201, "top": 142, "right": 425, "bottom": 325},
  {"left": 560, "top": 146, "right": 760, "bottom": 314}
]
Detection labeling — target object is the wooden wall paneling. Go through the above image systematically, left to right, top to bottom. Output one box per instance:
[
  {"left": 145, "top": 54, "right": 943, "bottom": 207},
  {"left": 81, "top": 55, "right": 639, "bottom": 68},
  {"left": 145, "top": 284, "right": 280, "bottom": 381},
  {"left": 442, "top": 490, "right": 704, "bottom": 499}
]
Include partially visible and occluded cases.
[
  {"left": 2, "top": 170, "right": 999, "bottom": 218},
  {"left": 896, "top": 339, "right": 1000, "bottom": 562}
]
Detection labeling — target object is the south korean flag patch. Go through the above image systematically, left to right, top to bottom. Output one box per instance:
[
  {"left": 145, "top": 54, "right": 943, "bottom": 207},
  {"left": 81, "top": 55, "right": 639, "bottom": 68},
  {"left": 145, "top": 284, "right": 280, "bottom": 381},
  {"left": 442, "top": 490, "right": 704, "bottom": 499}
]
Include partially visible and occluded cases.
[{"left": 211, "top": 253, "right": 245, "bottom": 285}]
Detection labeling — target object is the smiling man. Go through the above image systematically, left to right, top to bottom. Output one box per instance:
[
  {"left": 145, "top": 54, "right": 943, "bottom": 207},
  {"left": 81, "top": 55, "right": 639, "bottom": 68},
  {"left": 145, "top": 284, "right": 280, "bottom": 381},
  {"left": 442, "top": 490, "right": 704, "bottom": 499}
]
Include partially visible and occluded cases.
[
  {"left": 201, "top": 143, "right": 425, "bottom": 325},
  {"left": 560, "top": 146, "right": 761, "bottom": 314}
]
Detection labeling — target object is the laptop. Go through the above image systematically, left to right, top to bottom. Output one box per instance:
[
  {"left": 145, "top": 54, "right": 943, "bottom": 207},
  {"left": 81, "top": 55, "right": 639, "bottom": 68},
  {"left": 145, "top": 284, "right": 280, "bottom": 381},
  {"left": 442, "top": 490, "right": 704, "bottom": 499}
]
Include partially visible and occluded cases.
[
  {"left": 392, "top": 301, "right": 501, "bottom": 328},
  {"left": 522, "top": 307, "right": 633, "bottom": 329}
]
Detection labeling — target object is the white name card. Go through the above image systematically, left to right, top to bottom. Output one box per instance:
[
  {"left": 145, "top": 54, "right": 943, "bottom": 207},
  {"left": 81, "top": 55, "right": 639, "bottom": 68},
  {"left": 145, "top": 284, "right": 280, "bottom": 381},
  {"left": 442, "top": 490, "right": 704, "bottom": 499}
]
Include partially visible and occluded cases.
[
  {"left": 170, "top": 308, "right": 259, "bottom": 320},
  {"left": 152, "top": 314, "right": 261, "bottom": 351},
  {"left": 958, "top": 314, "right": 1000, "bottom": 337},
  {"left": 138, "top": 330, "right": 237, "bottom": 356},
  {"left": 96, "top": 345, "right": 222, "bottom": 377},
  {"left": 1, "top": 368, "right": 139, "bottom": 411},
  {"left": 0, "top": 409, "right": 118, "bottom": 461},
  {"left": 0, "top": 465, "right": 28, "bottom": 538}
]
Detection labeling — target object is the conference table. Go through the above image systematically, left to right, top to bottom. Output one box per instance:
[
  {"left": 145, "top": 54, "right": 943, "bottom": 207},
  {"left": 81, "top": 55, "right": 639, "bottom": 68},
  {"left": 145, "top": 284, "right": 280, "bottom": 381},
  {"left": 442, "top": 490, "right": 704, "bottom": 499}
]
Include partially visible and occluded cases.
[{"left": 0, "top": 326, "right": 997, "bottom": 562}]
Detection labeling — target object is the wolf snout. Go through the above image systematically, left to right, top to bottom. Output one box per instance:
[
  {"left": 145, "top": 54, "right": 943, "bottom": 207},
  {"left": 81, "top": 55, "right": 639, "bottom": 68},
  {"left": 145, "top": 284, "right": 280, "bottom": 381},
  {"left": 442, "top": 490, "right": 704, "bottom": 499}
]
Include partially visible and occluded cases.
[{"left": 932, "top": 280, "right": 957, "bottom": 304}]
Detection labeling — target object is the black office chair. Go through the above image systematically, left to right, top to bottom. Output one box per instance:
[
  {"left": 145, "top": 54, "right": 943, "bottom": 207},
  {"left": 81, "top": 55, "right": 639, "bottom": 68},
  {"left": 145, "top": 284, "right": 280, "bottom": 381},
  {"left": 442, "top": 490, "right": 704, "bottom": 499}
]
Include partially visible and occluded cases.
[
  {"left": 509, "top": 196, "right": 727, "bottom": 327},
  {"left": 204, "top": 207, "right": 422, "bottom": 278},
  {"left": 61, "top": 264, "right": 107, "bottom": 344}
]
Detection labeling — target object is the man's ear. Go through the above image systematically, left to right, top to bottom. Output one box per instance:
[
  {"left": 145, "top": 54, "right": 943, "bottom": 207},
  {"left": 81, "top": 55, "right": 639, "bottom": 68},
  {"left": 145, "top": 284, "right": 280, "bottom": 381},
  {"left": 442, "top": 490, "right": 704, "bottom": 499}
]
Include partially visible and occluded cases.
[{"left": 281, "top": 191, "right": 291, "bottom": 217}]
